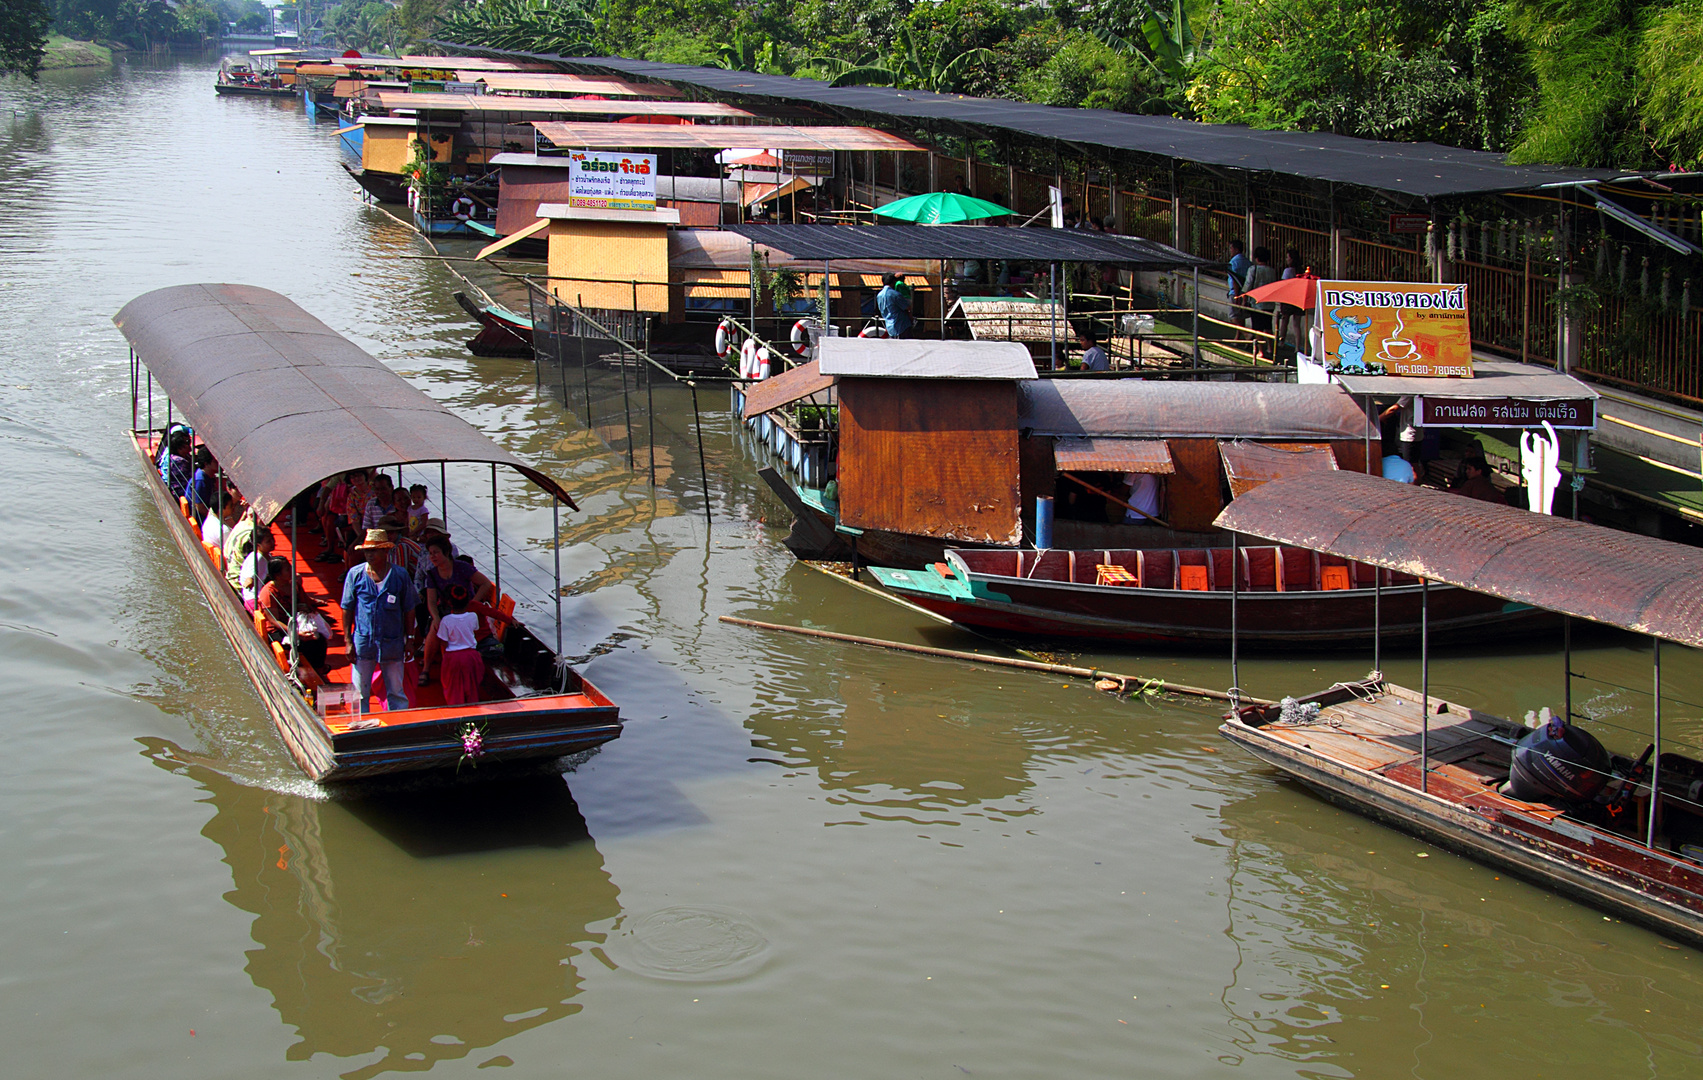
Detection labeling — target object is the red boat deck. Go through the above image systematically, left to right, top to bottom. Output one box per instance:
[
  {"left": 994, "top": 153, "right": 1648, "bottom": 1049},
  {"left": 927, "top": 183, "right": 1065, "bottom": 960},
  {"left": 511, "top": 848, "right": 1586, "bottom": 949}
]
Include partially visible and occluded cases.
[{"left": 954, "top": 546, "right": 1417, "bottom": 593}]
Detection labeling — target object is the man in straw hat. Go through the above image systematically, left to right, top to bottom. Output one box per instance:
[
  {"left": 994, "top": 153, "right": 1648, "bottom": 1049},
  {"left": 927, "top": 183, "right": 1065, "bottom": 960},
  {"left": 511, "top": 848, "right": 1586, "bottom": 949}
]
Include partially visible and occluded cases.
[{"left": 341, "top": 527, "right": 420, "bottom": 713}]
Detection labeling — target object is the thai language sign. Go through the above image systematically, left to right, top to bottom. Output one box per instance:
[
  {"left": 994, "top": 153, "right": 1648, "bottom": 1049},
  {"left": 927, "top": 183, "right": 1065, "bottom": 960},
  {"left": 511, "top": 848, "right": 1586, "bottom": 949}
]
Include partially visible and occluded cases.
[
  {"left": 566, "top": 151, "right": 657, "bottom": 211},
  {"left": 1316, "top": 280, "right": 1473, "bottom": 378},
  {"left": 1416, "top": 396, "right": 1595, "bottom": 429}
]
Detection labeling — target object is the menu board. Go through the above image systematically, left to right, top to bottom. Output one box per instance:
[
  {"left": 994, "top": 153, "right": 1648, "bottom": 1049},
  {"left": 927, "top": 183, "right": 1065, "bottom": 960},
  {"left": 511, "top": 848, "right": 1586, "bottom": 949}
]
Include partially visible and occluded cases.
[
  {"left": 566, "top": 151, "right": 657, "bottom": 212},
  {"left": 1316, "top": 281, "right": 1473, "bottom": 378}
]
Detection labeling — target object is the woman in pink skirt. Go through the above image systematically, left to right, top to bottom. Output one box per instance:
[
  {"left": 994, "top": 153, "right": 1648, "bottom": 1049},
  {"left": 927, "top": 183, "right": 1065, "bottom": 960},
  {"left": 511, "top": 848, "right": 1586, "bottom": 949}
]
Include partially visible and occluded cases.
[{"left": 436, "top": 585, "right": 486, "bottom": 706}]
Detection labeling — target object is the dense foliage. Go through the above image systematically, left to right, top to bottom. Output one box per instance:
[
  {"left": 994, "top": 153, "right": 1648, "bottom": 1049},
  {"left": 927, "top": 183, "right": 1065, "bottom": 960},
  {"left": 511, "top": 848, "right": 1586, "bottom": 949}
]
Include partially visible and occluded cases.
[
  {"left": 1, "top": 0, "right": 54, "bottom": 78},
  {"left": 47, "top": 0, "right": 269, "bottom": 50},
  {"left": 408, "top": 0, "right": 1702, "bottom": 170}
]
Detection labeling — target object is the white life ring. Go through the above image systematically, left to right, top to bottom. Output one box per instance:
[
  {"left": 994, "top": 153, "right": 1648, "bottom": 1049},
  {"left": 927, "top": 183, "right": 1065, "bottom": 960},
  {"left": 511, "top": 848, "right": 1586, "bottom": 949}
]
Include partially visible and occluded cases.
[
  {"left": 451, "top": 196, "right": 475, "bottom": 220},
  {"left": 790, "top": 319, "right": 811, "bottom": 356},
  {"left": 714, "top": 320, "right": 732, "bottom": 359},
  {"left": 858, "top": 323, "right": 887, "bottom": 338},
  {"left": 739, "top": 338, "right": 759, "bottom": 379},
  {"left": 756, "top": 346, "right": 772, "bottom": 380}
]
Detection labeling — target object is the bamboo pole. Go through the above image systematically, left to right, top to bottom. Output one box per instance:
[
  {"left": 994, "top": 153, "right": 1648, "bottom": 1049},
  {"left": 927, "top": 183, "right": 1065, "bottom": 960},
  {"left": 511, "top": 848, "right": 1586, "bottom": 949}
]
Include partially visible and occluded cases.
[{"left": 719, "top": 615, "right": 1265, "bottom": 705}]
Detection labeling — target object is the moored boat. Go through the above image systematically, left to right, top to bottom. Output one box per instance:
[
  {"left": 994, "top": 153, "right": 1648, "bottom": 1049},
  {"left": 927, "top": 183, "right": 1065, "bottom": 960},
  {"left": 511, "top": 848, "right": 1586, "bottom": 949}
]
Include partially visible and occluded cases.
[
  {"left": 215, "top": 61, "right": 297, "bottom": 98},
  {"left": 119, "top": 283, "right": 622, "bottom": 783},
  {"left": 1217, "top": 470, "right": 1703, "bottom": 947},
  {"left": 867, "top": 543, "right": 1548, "bottom": 646}
]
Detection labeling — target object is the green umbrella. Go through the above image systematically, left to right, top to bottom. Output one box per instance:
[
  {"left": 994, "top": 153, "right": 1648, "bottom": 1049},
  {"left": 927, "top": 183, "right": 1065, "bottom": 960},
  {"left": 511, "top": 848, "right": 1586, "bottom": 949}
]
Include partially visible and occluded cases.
[{"left": 872, "top": 191, "right": 1014, "bottom": 224}]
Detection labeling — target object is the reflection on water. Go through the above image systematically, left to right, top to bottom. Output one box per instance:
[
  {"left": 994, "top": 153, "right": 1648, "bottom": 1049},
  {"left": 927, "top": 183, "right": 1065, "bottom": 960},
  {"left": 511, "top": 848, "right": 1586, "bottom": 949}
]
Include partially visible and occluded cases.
[{"left": 142, "top": 742, "right": 618, "bottom": 1076}]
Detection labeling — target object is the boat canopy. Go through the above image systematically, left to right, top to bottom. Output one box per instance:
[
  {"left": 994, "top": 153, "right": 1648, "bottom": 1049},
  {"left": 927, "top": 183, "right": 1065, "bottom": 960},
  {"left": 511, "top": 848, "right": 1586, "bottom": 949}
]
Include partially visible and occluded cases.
[
  {"left": 116, "top": 284, "right": 577, "bottom": 524},
  {"left": 819, "top": 338, "right": 1038, "bottom": 380},
  {"left": 1020, "top": 381, "right": 1373, "bottom": 440},
  {"left": 1218, "top": 440, "right": 1338, "bottom": 497},
  {"left": 1215, "top": 469, "right": 1703, "bottom": 648}
]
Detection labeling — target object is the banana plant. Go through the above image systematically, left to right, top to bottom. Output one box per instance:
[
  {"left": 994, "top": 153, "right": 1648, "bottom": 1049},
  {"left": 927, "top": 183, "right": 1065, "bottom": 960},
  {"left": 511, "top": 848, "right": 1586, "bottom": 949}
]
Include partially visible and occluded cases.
[
  {"left": 1095, "top": 0, "right": 1196, "bottom": 84},
  {"left": 814, "top": 26, "right": 992, "bottom": 92}
]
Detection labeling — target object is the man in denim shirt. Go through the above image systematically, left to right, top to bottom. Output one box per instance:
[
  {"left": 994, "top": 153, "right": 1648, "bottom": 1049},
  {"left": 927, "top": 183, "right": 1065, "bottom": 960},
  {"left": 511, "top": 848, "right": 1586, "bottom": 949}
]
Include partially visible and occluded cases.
[{"left": 342, "top": 527, "right": 420, "bottom": 713}]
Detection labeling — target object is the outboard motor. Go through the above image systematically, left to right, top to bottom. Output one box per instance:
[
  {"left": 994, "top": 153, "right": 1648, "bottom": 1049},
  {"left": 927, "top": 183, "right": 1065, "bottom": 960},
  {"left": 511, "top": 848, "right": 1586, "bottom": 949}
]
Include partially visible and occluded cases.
[{"left": 1502, "top": 714, "right": 1612, "bottom": 804}]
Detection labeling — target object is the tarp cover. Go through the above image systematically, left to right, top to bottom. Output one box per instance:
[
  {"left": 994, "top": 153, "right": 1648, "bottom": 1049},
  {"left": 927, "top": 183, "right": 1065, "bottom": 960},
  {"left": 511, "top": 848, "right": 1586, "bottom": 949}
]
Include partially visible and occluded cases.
[
  {"left": 377, "top": 92, "right": 749, "bottom": 116},
  {"left": 532, "top": 122, "right": 924, "bottom": 152},
  {"left": 117, "top": 283, "right": 576, "bottom": 524},
  {"left": 819, "top": 338, "right": 1038, "bottom": 379},
  {"left": 741, "top": 360, "right": 835, "bottom": 419},
  {"left": 1020, "top": 381, "right": 1373, "bottom": 440},
  {"left": 1053, "top": 437, "right": 1174, "bottom": 474},
  {"left": 1218, "top": 440, "right": 1338, "bottom": 498},
  {"left": 1215, "top": 470, "right": 1703, "bottom": 647}
]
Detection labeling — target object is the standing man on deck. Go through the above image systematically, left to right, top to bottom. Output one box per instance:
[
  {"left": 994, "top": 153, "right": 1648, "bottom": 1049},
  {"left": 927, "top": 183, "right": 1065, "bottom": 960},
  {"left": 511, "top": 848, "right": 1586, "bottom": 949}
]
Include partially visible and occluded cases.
[
  {"left": 1226, "top": 240, "right": 1251, "bottom": 328},
  {"left": 877, "top": 273, "right": 912, "bottom": 339},
  {"left": 342, "top": 528, "right": 419, "bottom": 714}
]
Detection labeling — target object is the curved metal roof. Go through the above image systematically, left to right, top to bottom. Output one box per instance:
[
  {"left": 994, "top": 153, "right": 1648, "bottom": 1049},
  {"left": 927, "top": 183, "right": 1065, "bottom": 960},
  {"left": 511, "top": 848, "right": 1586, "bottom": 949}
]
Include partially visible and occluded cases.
[
  {"left": 725, "top": 223, "right": 1212, "bottom": 268},
  {"left": 116, "top": 284, "right": 576, "bottom": 524},
  {"left": 1019, "top": 381, "right": 1373, "bottom": 440},
  {"left": 1215, "top": 470, "right": 1703, "bottom": 647}
]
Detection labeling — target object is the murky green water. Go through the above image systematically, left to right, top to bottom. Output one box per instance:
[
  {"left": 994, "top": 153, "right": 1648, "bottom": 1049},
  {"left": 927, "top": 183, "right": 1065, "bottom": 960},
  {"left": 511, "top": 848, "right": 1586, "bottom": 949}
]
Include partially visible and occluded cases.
[{"left": 4, "top": 51, "right": 1703, "bottom": 1079}]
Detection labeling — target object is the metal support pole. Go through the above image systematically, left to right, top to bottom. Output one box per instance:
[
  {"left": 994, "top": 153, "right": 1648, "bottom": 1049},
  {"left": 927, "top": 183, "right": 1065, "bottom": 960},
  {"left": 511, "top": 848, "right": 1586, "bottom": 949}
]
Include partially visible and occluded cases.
[
  {"left": 1050, "top": 263, "right": 1059, "bottom": 370},
  {"left": 1191, "top": 267, "right": 1201, "bottom": 364},
  {"left": 577, "top": 293, "right": 592, "bottom": 429},
  {"left": 619, "top": 302, "right": 635, "bottom": 470},
  {"left": 645, "top": 341, "right": 657, "bottom": 487},
  {"left": 147, "top": 371, "right": 153, "bottom": 434},
  {"left": 691, "top": 381, "right": 712, "bottom": 527},
  {"left": 439, "top": 461, "right": 447, "bottom": 527},
  {"left": 490, "top": 463, "right": 500, "bottom": 601},
  {"left": 552, "top": 496, "right": 562, "bottom": 658},
  {"left": 289, "top": 510, "right": 300, "bottom": 671},
  {"left": 1229, "top": 531, "right": 1240, "bottom": 706},
  {"left": 1373, "top": 566, "right": 1383, "bottom": 678},
  {"left": 1420, "top": 576, "right": 1431, "bottom": 794},
  {"left": 1563, "top": 615, "right": 1573, "bottom": 722},
  {"left": 1650, "top": 637, "right": 1664, "bottom": 849}
]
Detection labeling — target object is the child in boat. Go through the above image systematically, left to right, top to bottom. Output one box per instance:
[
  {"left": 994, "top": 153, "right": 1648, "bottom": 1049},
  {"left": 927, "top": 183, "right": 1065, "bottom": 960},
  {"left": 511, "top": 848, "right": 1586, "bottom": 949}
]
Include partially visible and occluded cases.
[
  {"left": 407, "top": 484, "right": 432, "bottom": 536},
  {"left": 437, "top": 585, "right": 484, "bottom": 707}
]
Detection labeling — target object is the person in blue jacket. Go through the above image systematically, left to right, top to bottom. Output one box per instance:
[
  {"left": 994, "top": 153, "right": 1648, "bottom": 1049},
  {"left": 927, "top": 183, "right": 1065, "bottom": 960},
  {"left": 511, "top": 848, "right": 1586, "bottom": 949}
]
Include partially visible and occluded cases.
[{"left": 876, "top": 273, "right": 913, "bottom": 339}]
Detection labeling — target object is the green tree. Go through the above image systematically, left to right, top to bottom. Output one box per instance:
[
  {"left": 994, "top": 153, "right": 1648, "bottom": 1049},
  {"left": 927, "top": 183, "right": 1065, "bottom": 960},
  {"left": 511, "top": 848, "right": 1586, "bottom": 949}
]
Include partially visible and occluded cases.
[
  {"left": 1, "top": 0, "right": 53, "bottom": 78},
  {"left": 435, "top": 0, "right": 598, "bottom": 55},
  {"left": 1503, "top": 0, "right": 1645, "bottom": 167},
  {"left": 1640, "top": 0, "right": 1703, "bottom": 169}
]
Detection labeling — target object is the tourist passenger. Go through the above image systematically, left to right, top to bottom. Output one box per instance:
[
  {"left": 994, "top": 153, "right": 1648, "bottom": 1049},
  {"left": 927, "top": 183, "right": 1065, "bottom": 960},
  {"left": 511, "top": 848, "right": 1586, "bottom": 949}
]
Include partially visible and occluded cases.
[
  {"left": 1226, "top": 240, "right": 1251, "bottom": 328},
  {"left": 1243, "top": 247, "right": 1279, "bottom": 355},
  {"left": 1276, "top": 247, "right": 1305, "bottom": 355},
  {"left": 876, "top": 273, "right": 913, "bottom": 339},
  {"left": 1078, "top": 328, "right": 1109, "bottom": 372},
  {"left": 165, "top": 432, "right": 194, "bottom": 500},
  {"left": 188, "top": 448, "right": 218, "bottom": 516},
  {"left": 1382, "top": 455, "right": 1418, "bottom": 484},
  {"left": 1451, "top": 456, "right": 1503, "bottom": 503},
  {"left": 363, "top": 474, "right": 396, "bottom": 532},
  {"left": 407, "top": 484, "right": 432, "bottom": 535},
  {"left": 202, "top": 495, "right": 241, "bottom": 547},
  {"left": 223, "top": 508, "right": 257, "bottom": 588},
  {"left": 377, "top": 514, "right": 423, "bottom": 578},
  {"left": 238, "top": 527, "right": 275, "bottom": 611},
  {"left": 341, "top": 528, "right": 418, "bottom": 713},
  {"left": 416, "top": 534, "right": 493, "bottom": 687},
  {"left": 258, "top": 558, "right": 329, "bottom": 676},
  {"left": 437, "top": 585, "right": 486, "bottom": 706}
]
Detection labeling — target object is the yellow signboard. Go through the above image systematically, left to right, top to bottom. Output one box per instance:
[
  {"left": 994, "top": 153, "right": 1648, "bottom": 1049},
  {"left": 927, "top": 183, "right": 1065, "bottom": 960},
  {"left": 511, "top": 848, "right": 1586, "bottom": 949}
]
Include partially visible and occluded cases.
[{"left": 1317, "top": 281, "right": 1472, "bottom": 378}]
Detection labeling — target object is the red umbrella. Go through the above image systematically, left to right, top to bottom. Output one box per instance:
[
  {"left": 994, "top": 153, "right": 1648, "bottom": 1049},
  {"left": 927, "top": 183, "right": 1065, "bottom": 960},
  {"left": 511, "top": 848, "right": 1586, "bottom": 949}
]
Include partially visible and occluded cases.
[{"left": 1244, "top": 272, "right": 1320, "bottom": 309}]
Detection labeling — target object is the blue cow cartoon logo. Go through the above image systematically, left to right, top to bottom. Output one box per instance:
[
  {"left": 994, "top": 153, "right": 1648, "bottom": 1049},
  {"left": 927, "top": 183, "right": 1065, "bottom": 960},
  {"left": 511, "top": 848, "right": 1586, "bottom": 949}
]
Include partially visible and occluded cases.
[{"left": 1328, "top": 309, "right": 1379, "bottom": 374}]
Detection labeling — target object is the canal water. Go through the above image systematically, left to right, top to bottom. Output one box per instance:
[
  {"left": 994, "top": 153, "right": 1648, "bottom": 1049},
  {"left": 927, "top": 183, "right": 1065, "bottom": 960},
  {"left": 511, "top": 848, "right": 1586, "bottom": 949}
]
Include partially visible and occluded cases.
[{"left": 4, "top": 51, "right": 1702, "bottom": 1079}]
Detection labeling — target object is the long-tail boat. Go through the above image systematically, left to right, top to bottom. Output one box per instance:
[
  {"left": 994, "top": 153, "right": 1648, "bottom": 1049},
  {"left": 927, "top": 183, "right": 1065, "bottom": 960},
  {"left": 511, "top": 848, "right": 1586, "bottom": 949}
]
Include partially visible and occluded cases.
[
  {"left": 118, "top": 284, "right": 621, "bottom": 783},
  {"left": 1217, "top": 470, "right": 1703, "bottom": 947},
  {"left": 867, "top": 542, "right": 1548, "bottom": 646}
]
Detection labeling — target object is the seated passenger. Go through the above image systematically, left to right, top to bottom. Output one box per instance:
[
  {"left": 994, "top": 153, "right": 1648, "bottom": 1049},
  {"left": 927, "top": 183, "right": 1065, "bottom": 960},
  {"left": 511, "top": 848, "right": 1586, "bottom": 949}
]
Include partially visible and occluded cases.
[
  {"left": 165, "top": 432, "right": 193, "bottom": 500},
  {"left": 188, "top": 448, "right": 218, "bottom": 516},
  {"left": 1450, "top": 456, "right": 1503, "bottom": 503},
  {"left": 1121, "top": 472, "right": 1163, "bottom": 524},
  {"left": 407, "top": 484, "right": 432, "bottom": 535},
  {"left": 201, "top": 493, "right": 242, "bottom": 547},
  {"left": 223, "top": 508, "right": 257, "bottom": 589},
  {"left": 238, "top": 526, "right": 275, "bottom": 611},
  {"left": 257, "top": 558, "right": 330, "bottom": 676},
  {"left": 437, "top": 585, "right": 485, "bottom": 706}
]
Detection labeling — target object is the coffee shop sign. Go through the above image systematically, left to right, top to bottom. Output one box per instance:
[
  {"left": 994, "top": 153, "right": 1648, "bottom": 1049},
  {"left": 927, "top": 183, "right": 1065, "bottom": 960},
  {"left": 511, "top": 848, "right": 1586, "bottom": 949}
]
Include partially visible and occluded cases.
[{"left": 1317, "top": 280, "right": 1472, "bottom": 379}]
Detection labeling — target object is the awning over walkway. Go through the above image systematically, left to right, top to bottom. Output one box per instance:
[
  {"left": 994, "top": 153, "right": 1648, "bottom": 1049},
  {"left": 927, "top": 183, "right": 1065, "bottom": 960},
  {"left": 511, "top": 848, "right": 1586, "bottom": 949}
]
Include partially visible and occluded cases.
[
  {"left": 530, "top": 55, "right": 1620, "bottom": 197},
  {"left": 531, "top": 122, "right": 925, "bottom": 152},
  {"left": 726, "top": 223, "right": 1211, "bottom": 268},
  {"left": 116, "top": 284, "right": 576, "bottom": 523},
  {"left": 819, "top": 338, "right": 1038, "bottom": 379},
  {"left": 1053, "top": 437, "right": 1173, "bottom": 474},
  {"left": 1218, "top": 440, "right": 1338, "bottom": 498},
  {"left": 1215, "top": 469, "right": 1703, "bottom": 647}
]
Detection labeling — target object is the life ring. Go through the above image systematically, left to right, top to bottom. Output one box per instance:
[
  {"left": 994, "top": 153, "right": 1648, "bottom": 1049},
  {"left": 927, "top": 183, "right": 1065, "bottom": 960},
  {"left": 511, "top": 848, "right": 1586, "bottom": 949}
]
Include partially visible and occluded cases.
[
  {"left": 450, "top": 196, "right": 475, "bottom": 220},
  {"left": 790, "top": 319, "right": 811, "bottom": 356},
  {"left": 714, "top": 320, "right": 732, "bottom": 359},
  {"left": 858, "top": 323, "right": 887, "bottom": 338},
  {"left": 739, "top": 338, "right": 759, "bottom": 379},
  {"left": 756, "top": 346, "right": 772, "bottom": 380}
]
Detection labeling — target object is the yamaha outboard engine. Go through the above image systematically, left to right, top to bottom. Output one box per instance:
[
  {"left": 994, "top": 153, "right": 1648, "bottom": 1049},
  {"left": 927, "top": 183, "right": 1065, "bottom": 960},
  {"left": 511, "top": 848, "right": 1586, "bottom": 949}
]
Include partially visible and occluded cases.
[{"left": 1502, "top": 714, "right": 1612, "bottom": 804}]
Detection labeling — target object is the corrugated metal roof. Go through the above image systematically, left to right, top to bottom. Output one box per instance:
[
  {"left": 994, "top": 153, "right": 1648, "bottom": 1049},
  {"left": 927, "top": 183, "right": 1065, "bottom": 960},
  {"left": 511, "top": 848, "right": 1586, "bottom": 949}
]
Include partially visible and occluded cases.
[
  {"left": 458, "top": 51, "right": 1623, "bottom": 197},
  {"left": 462, "top": 72, "right": 683, "bottom": 97},
  {"left": 377, "top": 92, "right": 749, "bottom": 116},
  {"left": 531, "top": 121, "right": 924, "bottom": 152},
  {"left": 726, "top": 223, "right": 1209, "bottom": 268},
  {"left": 115, "top": 284, "right": 576, "bottom": 524},
  {"left": 818, "top": 338, "right": 1038, "bottom": 379},
  {"left": 1334, "top": 359, "right": 1598, "bottom": 401},
  {"left": 741, "top": 360, "right": 836, "bottom": 418},
  {"left": 1020, "top": 381, "right": 1373, "bottom": 440},
  {"left": 1054, "top": 437, "right": 1174, "bottom": 474},
  {"left": 1218, "top": 440, "right": 1338, "bottom": 498},
  {"left": 1214, "top": 469, "right": 1703, "bottom": 647}
]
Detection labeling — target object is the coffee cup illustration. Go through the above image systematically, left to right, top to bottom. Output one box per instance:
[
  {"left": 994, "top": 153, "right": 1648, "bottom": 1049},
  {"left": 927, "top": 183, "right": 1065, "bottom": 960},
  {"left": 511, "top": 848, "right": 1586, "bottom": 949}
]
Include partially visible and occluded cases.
[{"left": 1376, "top": 312, "right": 1419, "bottom": 362}]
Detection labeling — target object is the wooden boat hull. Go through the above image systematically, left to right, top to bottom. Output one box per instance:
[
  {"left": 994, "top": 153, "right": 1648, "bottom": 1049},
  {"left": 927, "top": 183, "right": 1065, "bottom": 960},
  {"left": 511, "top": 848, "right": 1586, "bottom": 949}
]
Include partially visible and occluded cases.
[
  {"left": 215, "top": 83, "right": 297, "bottom": 98},
  {"left": 341, "top": 160, "right": 408, "bottom": 203},
  {"left": 455, "top": 291, "right": 535, "bottom": 358},
  {"left": 132, "top": 436, "right": 621, "bottom": 782},
  {"left": 869, "top": 559, "right": 1551, "bottom": 647},
  {"left": 1221, "top": 687, "right": 1703, "bottom": 949}
]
